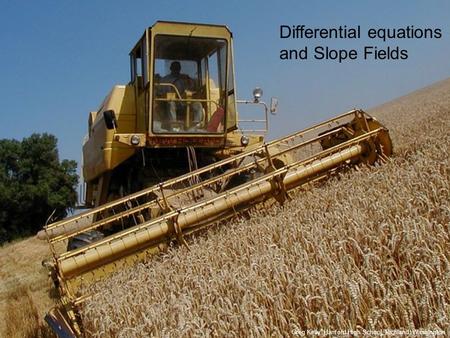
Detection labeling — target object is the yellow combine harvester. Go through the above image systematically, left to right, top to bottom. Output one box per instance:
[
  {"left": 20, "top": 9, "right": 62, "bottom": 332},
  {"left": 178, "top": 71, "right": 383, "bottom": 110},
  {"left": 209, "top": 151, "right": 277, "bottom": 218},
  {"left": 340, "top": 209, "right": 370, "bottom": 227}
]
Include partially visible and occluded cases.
[{"left": 39, "top": 21, "right": 393, "bottom": 337}]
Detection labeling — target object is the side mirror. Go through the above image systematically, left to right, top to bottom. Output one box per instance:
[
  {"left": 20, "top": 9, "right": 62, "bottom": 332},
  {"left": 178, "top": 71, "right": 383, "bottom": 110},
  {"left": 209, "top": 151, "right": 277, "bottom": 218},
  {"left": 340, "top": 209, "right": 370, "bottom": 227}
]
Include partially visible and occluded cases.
[
  {"left": 270, "top": 98, "right": 279, "bottom": 115},
  {"left": 103, "top": 110, "right": 117, "bottom": 130}
]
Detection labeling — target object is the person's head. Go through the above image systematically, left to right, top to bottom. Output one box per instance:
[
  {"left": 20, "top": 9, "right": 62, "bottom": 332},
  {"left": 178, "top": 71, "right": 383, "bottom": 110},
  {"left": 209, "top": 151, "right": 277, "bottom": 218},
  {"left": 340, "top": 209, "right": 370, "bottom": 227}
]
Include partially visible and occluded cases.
[{"left": 170, "top": 61, "right": 181, "bottom": 75}]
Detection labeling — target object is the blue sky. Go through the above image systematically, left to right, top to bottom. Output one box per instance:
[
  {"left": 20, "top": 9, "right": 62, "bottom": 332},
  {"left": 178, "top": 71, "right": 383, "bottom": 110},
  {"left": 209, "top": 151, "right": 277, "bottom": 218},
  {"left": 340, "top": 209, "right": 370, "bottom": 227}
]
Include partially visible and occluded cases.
[{"left": 0, "top": 0, "right": 449, "bottom": 166}]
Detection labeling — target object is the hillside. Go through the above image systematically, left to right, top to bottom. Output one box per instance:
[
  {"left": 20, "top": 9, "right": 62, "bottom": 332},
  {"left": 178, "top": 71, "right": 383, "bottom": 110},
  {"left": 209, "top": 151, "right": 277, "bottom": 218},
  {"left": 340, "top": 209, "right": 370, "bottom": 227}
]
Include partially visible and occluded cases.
[
  {"left": 1, "top": 78, "right": 449, "bottom": 337},
  {"left": 80, "top": 78, "right": 450, "bottom": 336},
  {"left": 0, "top": 237, "right": 56, "bottom": 337}
]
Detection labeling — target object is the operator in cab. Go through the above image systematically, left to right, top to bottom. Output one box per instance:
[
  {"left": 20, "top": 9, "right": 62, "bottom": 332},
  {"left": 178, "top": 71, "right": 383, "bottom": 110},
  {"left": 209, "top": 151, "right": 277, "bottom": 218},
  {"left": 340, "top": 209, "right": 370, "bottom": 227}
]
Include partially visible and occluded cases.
[{"left": 159, "top": 61, "right": 203, "bottom": 128}]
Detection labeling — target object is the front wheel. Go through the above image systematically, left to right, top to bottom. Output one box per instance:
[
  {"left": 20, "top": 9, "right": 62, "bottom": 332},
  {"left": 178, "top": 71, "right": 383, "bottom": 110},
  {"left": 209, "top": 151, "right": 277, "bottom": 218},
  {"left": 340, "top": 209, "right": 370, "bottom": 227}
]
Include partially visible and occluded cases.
[{"left": 67, "top": 230, "right": 104, "bottom": 250}]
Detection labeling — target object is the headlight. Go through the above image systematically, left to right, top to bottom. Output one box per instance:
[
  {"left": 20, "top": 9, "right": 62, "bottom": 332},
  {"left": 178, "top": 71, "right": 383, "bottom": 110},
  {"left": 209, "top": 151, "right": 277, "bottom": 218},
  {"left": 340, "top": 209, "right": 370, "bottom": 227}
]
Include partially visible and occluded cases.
[
  {"left": 253, "top": 87, "right": 263, "bottom": 102},
  {"left": 130, "top": 135, "right": 140, "bottom": 146},
  {"left": 241, "top": 135, "right": 250, "bottom": 146}
]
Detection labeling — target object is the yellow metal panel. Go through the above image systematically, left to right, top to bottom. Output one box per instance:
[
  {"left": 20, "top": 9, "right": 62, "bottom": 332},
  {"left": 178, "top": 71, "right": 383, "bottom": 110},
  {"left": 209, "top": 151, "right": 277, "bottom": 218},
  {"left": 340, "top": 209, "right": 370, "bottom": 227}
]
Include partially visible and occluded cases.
[
  {"left": 151, "top": 21, "right": 232, "bottom": 40},
  {"left": 83, "top": 85, "right": 137, "bottom": 182},
  {"left": 105, "top": 142, "right": 136, "bottom": 170}
]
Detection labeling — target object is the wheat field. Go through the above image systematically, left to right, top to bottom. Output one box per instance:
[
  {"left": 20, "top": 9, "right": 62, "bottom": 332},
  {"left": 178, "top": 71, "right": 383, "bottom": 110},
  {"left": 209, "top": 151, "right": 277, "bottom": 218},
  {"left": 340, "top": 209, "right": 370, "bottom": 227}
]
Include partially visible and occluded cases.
[
  {"left": 1, "top": 79, "right": 448, "bottom": 338},
  {"left": 79, "top": 79, "right": 450, "bottom": 337},
  {"left": 0, "top": 237, "right": 56, "bottom": 337}
]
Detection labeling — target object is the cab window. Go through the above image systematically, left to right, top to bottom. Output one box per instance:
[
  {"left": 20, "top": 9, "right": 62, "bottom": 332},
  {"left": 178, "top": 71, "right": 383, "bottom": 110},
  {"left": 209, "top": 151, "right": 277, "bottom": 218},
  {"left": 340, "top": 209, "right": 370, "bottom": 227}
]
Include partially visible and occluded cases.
[
  {"left": 152, "top": 35, "right": 227, "bottom": 134},
  {"left": 130, "top": 38, "right": 148, "bottom": 88}
]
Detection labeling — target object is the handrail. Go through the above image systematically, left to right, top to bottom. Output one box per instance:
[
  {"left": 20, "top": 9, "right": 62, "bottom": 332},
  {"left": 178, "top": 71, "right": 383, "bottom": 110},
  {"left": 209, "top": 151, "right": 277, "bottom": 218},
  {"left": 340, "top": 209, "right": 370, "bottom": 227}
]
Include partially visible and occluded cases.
[{"left": 237, "top": 99, "right": 269, "bottom": 134}]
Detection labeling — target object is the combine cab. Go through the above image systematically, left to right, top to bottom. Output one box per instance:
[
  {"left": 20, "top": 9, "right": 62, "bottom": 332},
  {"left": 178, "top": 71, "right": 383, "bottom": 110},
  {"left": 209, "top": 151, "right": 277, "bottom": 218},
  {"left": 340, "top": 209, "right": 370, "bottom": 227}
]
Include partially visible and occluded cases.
[
  {"left": 39, "top": 21, "right": 392, "bottom": 337},
  {"left": 81, "top": 21, "right": 268, "bottom": 210}
]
